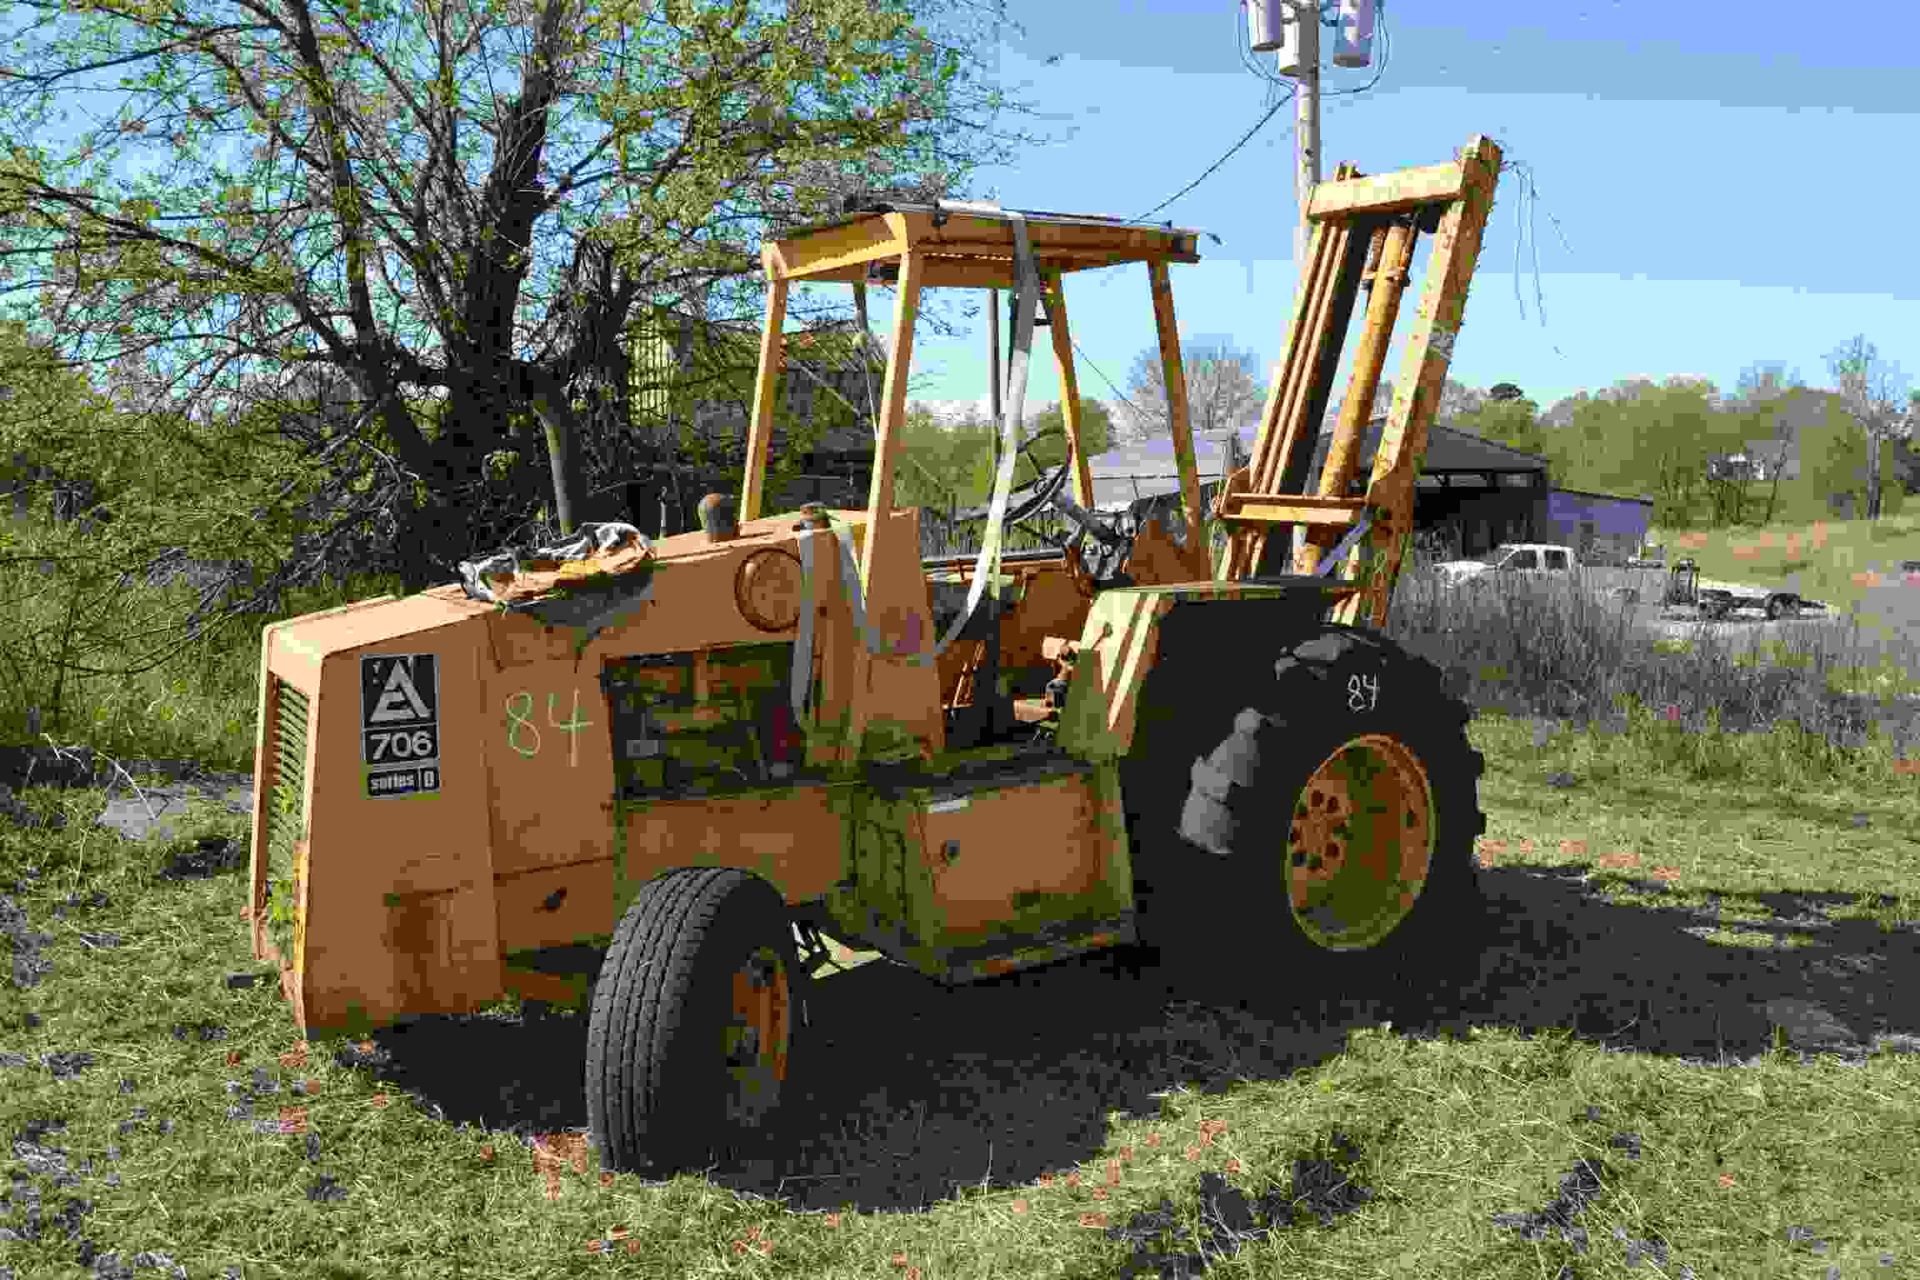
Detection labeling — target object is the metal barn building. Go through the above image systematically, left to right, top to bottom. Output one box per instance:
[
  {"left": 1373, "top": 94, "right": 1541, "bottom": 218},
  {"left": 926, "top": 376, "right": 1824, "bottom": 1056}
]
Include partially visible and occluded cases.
[
  {"left": 1086, "top": 418, "right": 1559, "bottom": 559},
  {"left": 1540, "top": 488, "right": 1656, "bottom": 564}
]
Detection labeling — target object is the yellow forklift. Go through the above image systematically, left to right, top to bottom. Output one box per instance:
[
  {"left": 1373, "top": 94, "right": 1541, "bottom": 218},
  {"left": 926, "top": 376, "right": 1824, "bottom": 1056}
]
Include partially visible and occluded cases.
[{"left": 247, "top": 137, "right": 1504, "bottom": 1175}]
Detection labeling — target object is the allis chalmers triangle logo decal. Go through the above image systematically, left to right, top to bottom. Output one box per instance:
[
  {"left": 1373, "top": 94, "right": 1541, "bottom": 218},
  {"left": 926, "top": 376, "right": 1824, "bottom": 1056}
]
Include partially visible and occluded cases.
[{"left": 367, "top": 659, "right": 432, "bottom": 724}]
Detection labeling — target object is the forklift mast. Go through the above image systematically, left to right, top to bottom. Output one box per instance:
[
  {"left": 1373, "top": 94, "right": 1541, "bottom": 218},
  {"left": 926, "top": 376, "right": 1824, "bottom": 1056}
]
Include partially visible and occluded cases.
[{"left": 1216, "top": 136, "right": 1504, "bottom": 630}]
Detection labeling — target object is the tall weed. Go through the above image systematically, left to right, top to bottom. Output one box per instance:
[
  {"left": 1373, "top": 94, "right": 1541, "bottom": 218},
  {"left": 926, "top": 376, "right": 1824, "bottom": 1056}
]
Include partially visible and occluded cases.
[
  {"left": 0, "top": 539, "right": 402, "bottom": 771},
  {"left": 1384, "top": 553, "right": 1920, "bottom": 791}
]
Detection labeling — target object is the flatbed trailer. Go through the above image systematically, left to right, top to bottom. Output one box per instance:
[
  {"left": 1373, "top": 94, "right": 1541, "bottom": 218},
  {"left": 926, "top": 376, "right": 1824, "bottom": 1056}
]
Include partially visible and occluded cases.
[{"left": 1663, "top": 557, "right": 1822, "bottom": 621}]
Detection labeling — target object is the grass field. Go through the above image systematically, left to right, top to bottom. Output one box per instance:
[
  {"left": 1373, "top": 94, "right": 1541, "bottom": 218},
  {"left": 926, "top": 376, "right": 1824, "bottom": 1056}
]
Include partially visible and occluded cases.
[
  {"left": 1643, "top": 512, "right": 1920, "bottom": 659},
  {"left": 1, "top": 516, "right": 1918, "bottom": 1279}
]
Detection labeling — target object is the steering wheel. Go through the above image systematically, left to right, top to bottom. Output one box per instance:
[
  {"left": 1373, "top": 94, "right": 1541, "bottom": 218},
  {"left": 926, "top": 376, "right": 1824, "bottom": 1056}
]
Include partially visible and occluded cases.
[
  {"left": 944, "top": 426, "right": 1136, "bottom": 592},
  {"left": 946, "top": 426, "right": 1077, "bottom": 531}
]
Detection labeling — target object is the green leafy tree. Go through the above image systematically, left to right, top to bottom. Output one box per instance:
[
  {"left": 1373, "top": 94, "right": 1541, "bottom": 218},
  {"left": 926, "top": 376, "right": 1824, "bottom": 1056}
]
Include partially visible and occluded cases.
[
  {"left": 0, "top": 0, "right": 1033, "bottom": 590},
  {"left": 0, "top": 318, "right": 334, "bottom": 737},
  {"left": 1723, "top": 362, "right": 1807, "bottom": 525},
  {"left": 1541, "top": 377, "right": 1733, "bottom": 528},
  {"left": 1905, "top": 390, "right": 1920, "bottom": 494},
  {"left": 1794, "top": 392, "right": 1907, "bottom": 521},
  {"left": 1450, "top": 394, "right": 1547, "bottom": 458},
  {"left": 892, "top": 397, "right": 1111, "bottom": 514},
  {"left": 1025, "top": 398, "right": 1113, "bottom": 474},
  {"left": 893, "top": 406, "right": 995, "bottom": 512}
]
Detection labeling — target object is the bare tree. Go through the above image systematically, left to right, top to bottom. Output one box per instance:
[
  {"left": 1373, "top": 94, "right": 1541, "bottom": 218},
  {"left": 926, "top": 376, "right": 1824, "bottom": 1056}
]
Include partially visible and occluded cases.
[
  {"left": 1826, "top": 336, "right": 1911, "bottom": 521},
  {"left": 1116, "top": 339, "right": 1262, "bottom": 442},
  {"left": 1729, "top": 362, "right": 1805, "bottom": 525},
  {"left": 1735, "top": 362, "right": 1802, "bottom": 405},
  {"left": 1316, "top": 377, "right": 1395, "bottom": 435},
  {"left": 1437, "top": 379, "right": 1486, "bottom": 423}
]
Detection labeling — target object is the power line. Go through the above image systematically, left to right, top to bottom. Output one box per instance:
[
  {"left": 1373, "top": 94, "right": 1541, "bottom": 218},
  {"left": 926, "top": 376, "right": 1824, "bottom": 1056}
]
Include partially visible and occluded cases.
[
  {"left": 1133, "top": 1, "right": 1394, "bottom": 226},
  {"left": 1132, "top": 90, "right": 1294, "bottom": 224},
  {"left": 1497, "top": 155, "right": 1573, "bottom": 359},
  {"left": 1069, "top": 336, "right": 1164, "bottom": 440}
]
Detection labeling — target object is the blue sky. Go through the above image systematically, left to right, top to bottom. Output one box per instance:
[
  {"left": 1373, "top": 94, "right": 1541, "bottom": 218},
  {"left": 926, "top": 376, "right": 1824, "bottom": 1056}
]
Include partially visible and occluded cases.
[{"left": 813, "top": 0, "right": 1920, "bottom": 421}]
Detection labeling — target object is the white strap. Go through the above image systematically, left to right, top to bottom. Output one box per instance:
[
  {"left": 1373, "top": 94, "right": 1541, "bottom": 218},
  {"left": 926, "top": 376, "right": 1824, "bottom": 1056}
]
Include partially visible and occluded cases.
[
  {"left": 911, "top": 210, "right": 1040, "bottom": 664},
  {"left": 786, "top": 212, "right": 1042, "bottom": 693},
  {"left": 791, "top": 532, "right": 817, "bottom": 722}
]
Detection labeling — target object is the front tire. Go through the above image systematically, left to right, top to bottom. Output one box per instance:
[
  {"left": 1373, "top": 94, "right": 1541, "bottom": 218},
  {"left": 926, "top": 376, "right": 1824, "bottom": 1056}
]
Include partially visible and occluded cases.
[
  {"left": 1152, "top": 626, "right": 1488, "bottom": 1009},
  {"left": 585, "top": 867, "right": 806, "bottom": 1177}
]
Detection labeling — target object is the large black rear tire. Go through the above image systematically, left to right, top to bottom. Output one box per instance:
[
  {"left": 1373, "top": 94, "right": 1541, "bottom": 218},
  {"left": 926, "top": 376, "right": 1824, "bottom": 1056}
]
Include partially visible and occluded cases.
[
  {"left": 1130, "top": 624, "right": 1488, "bottom": 1011},
  {"left": 585, "top": 867, "right": 806, "bottom": 1177}
]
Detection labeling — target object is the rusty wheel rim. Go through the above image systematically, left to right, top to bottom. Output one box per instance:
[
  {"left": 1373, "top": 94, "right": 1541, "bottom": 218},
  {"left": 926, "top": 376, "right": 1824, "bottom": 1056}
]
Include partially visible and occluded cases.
[
  {"left": 1285, "top": 733, "right": 1435, "bottom": 951},
  {"left": 723, "top": 946, "right": 791, "bottom": 1125}
]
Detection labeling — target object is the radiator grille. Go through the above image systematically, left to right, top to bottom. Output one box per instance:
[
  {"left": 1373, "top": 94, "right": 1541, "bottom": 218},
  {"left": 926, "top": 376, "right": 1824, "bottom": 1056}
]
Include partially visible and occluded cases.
[{"left": 262, "top": 679, "right": 310, "bottom": 965}]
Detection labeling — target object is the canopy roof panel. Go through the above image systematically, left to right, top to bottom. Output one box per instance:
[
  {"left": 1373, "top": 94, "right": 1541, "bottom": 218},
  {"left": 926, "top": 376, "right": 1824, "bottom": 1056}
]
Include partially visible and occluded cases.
[{"left": 764, "top": 204, "right": 1205, "bottom": 289}]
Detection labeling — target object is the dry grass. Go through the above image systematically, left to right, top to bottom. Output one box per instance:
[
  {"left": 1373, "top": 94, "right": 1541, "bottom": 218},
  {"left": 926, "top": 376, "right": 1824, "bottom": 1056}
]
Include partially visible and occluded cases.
[{"left": 1384, "top": 540, "right": 1920, "bottom": 791}]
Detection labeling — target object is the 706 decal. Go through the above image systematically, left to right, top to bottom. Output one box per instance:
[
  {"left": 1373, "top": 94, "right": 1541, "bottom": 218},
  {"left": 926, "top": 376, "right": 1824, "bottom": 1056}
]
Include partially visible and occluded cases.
[
  {"left": 1347, "top": 673, "right": 1380, "bottom": 713},
  {"left": 366, "top": 728, "right": 437, "bottom": 762}
]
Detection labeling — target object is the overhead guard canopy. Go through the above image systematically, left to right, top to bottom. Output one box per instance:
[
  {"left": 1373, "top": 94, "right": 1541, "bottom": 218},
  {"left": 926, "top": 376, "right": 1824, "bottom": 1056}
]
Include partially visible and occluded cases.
[
  {"left": 742, "top": 197, "right": 1214, "bottom": 601},
  {"left": 761, "top": 203, "right": 1205, "bottom": 290}
]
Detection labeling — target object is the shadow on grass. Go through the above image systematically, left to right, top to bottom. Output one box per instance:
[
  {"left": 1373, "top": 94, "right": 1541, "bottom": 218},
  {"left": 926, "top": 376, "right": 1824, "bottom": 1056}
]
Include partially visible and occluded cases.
[{"left": 329, "top": 863, "right": 1920, "bottom": 1215}]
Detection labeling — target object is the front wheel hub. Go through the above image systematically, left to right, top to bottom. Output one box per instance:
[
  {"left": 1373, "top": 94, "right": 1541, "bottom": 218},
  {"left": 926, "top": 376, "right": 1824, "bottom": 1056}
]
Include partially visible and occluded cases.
[
  {"left": 1286, "top": 733, "right": 1435, "bottom": 950},
  {"left": 724, "top": 946, "right": 791, "bottom": 1125}
]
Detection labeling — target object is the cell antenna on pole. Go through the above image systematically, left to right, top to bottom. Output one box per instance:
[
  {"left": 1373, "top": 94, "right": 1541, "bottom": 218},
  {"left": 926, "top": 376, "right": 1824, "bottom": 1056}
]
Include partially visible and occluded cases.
[
  {"left": 1244, "top": 0, "right": 1287, "bottom": 52},
  {"left": 1332, "top": 0, "right": 1376, "bottom": 68}
]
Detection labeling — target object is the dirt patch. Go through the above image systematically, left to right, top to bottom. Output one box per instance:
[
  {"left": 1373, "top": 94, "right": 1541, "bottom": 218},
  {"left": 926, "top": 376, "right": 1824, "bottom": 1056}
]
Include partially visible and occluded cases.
[
  {"left": 0, "top": 746, "right": 254, "bottom": 843},
  {"left": 95, "top": 773, "right": 254, "bottom": 844}
]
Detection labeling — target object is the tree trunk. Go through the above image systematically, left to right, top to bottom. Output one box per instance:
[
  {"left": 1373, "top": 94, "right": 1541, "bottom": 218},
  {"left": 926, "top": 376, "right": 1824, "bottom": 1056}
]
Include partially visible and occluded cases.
[
  {"left": 530, "top": 383, "right": 586, "bottom": 537},
  {"left": 1866, "top": 426, "right": 1883, "bottom": 520},
  {"left": 1762, "top": 447, "right": 1787, "bottom": 526},
  {"left": 391, "top": 487, "right": 458, "bottom": 593}
]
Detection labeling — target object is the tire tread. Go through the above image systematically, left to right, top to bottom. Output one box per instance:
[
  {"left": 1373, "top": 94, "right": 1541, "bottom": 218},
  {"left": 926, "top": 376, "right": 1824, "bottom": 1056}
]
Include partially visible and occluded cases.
[
  {"left": 1146, "top": 622, "right": 1489, "bottom": 1007},
  {"left": 586, "top": 867, "right": 794, "bottom": 1176}
]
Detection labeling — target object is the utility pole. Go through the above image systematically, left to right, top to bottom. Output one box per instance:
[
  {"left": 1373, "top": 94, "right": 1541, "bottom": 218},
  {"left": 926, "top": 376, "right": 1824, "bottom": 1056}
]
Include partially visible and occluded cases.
[
  {"left": 1259, "top": 0, "right": 1326, "bottom": 568},
  {"left": 1251, "top": 1, "right": 1376, "bottom": 266},
  {"left": 1290, "top": 1, "right": 1322, "bottom": 270}
]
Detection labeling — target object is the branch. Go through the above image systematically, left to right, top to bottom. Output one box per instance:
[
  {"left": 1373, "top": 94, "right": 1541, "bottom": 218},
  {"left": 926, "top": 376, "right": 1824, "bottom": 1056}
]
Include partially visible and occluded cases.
[
  {"left": 284, "top": 0, "right": 381, "bottom": 349},
  {"left": 0, "top": 24, "right": 275, "bottom": 92},
  {"left": 194, "top": 36, "right": 333, "bottom": 177},
  {"left": 14, "top": 182, "right": 358, "bottom": 369}
]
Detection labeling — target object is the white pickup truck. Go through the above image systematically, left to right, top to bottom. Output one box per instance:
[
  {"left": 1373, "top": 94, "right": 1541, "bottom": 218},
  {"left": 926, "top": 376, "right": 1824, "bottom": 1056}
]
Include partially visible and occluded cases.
[
  {"left": 1432, "top": 542, "right": 1826, "bottom": 620},
  {"left": 1434, "top": 542, "right": 1582, "bottom": 587}
]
